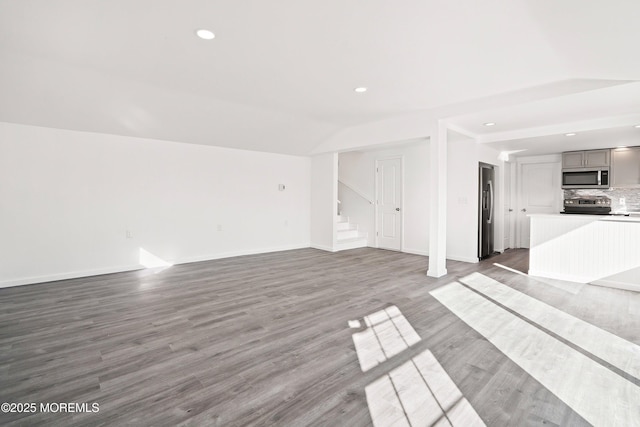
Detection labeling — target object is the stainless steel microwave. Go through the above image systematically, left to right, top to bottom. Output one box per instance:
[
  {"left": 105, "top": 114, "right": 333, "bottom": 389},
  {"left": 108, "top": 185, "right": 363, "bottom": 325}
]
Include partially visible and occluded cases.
[{"left": 562, "top": 167, "right": 609, "bottom": 189}]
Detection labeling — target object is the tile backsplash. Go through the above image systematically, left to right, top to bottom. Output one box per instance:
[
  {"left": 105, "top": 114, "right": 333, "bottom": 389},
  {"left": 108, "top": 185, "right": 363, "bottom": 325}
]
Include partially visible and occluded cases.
[{"left": 565, "top": 188, "right": 640, "bottom": 212}]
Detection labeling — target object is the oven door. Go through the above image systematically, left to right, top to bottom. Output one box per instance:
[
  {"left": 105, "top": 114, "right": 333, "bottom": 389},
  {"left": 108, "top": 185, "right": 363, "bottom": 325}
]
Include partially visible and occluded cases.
[{"left": 562, "top": 169, "right": 608, "bottom": 189}]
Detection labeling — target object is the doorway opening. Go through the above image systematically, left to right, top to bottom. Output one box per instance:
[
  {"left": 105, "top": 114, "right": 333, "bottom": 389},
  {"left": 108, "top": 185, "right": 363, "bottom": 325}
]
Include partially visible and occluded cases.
[
  {"left": 375, "top": 157, "right": 403, "bottom": 251},
  {"left": 478, "top": 163, "right": 496, "bottom": 260}
]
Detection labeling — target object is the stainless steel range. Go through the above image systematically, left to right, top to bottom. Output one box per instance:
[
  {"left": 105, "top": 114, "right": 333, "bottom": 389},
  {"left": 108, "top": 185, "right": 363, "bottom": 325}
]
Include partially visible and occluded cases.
[{"left": 562, "top": 196, "right": 611, "bottom": 215}]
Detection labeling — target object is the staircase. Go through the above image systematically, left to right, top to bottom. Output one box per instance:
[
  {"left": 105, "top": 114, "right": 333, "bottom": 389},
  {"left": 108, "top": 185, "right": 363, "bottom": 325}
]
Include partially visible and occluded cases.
[{"left": 335, "top": 215, "right": 368, "bottom": 251}]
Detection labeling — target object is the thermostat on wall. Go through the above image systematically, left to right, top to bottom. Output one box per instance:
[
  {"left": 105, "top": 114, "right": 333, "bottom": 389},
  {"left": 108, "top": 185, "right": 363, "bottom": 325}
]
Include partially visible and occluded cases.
[{"left": 278, "top": 184, "right": 285, "bottom": 191}]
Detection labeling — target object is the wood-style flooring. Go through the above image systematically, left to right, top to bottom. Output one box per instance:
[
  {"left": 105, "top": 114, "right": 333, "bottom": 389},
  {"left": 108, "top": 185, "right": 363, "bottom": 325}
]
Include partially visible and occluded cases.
[{"left": 1, "top": 248, "right": 639, "bottom": 426}]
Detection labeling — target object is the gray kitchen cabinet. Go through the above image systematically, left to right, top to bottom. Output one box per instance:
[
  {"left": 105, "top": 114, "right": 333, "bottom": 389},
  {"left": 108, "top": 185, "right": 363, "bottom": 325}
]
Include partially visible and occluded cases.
[
  {"left": 611, "top": 147, "right": 640, "bottom": 187},
  {"left": 562, "top": 149, "right": 610, "bottom": 168},
  {"left": 584, "top": 149, "right": 610, "bottom": 167},
  {"left": 562, "top": 151, "right": 584, "bottom": 168}
]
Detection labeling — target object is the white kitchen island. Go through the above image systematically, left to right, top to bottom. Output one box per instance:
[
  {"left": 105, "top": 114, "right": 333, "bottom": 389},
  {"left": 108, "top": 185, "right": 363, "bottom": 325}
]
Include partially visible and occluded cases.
[{"left": 528, "top": 213, "right": 640, "bottom": 292}]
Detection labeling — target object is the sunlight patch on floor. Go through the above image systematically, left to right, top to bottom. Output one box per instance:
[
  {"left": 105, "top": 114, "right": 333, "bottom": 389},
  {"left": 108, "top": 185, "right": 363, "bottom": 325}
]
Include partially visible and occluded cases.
[
  {"left": 139, "top": 248, "right": 173, "bottom": 269},
  {"left": 492, "top": 262, "right": 527, "bottom": 276},
  {"left": 461, "top": 272, "right": 640, "bottom": 378},
  {"left": 431, "top": 278, "right": 640, "bottom": 427},
  {"left": 350, "top": 305, "right": 420, "bottom": 372},
  {"left": 351, "top": 305, "right": 484, "bottom": 426},
  {"left": 366, "top": 349, "right": 485, "bottom": 427}
]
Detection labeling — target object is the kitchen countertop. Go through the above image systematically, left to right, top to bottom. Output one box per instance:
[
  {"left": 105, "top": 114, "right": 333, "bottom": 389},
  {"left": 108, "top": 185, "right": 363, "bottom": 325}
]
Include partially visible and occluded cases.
[{"left": 529, "top": 213, "right": 640, "bottom": 222}]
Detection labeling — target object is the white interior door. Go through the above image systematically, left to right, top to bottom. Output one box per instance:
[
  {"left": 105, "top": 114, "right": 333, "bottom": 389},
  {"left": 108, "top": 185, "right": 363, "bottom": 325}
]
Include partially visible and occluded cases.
[
  {"left": 376, "top": 158, "right": 402, "bottom": 251},
  {"left": 503, "top": 162, "right": 512, "bottom": 250},
  {"left": 518, "top": 162, "right": 560, "bottom": 248}
]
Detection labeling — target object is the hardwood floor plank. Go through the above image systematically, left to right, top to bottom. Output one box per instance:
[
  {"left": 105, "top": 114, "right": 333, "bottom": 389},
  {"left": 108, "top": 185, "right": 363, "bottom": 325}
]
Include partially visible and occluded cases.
[{"left": 1, "top": 247, "right": 638, "bottom": 425}]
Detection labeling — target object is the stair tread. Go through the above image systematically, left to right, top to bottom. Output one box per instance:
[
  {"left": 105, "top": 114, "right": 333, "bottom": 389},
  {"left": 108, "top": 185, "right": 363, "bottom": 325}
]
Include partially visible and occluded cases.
[
  {"left": 335, "top": 214, "right": 365, "bottom": 249},
  {"left": 337, "top": 233, "right": 362, "bottom": 240},
  {"left": 336, "top": 236, "right": 367, "bottom": 242},
  {"left": 335, "top": 237, "right": 368, "bottom": 251}
]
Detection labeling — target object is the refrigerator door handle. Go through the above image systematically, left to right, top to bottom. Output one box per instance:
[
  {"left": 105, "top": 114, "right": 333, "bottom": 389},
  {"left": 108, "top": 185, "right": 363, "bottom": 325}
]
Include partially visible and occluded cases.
[{"left": 487, "top": 180, "right": 494, "bottom": 224}]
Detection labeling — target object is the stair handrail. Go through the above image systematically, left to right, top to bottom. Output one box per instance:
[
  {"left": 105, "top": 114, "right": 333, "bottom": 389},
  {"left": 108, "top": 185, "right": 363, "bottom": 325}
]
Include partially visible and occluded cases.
[{"left": 338, "top": 179, "right": 374, "bottom": 204}]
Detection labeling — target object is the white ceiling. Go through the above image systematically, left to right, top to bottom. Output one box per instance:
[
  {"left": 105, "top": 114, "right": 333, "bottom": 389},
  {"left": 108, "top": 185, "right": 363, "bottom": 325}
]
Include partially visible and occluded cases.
[{"left": 1, "top": 0, "right": 639, "bottom": 155}]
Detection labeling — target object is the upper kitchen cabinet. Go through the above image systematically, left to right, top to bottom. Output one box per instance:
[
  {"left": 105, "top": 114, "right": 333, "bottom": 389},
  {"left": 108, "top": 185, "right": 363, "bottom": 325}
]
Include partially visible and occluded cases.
[
  {"left": 611, "top": 147, "right": 640, "bottom": 188},
  {"left": 562, "top": 150, "right": 610, "bottom": 168},
  {"left": 584, "top": 150, "right": 610, "bottom": 167},
  {"left": 562, "top": 151, "right": 584, "bottom": 168}
]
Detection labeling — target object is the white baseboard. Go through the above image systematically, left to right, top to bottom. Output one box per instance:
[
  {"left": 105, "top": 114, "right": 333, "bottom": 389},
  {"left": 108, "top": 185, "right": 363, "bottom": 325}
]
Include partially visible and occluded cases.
[
  {"left": 0, "top": 242, "right": 312, "bottom": 289},
  {"left": 176, "top": 243, "right": 311, "bottom": 264},
  {"left": 310, "top": 244, "right": 336, "bottom": 252},
  {"left": 378, "top": 248, "right": 478, "bottom": 263},
  {"left": 402, "top": 248, "right": 428, "bottom": 257},
  {"left": 447, "top": 255, "right": 479, "bottom": 264},
  {"left": 0, "top": 264, "right": 142, "bottom": 288},
  {"left": 427, "top": 268, "right": 448, "bottom": 278},
  {"left": 528, "top": 270, "right": 590, "bottom": 284},
  {"left": 529, "top": 270, "right": 640, "bottom": 293},
  {"left": 590, "top": 279, "right": 640, "bottom": 293}
]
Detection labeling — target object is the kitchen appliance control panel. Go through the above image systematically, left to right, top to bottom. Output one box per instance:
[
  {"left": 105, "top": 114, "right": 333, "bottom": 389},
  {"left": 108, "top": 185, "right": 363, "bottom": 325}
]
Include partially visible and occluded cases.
[{"left": 563, "top": 196, "right": 611, "bottom": 214}]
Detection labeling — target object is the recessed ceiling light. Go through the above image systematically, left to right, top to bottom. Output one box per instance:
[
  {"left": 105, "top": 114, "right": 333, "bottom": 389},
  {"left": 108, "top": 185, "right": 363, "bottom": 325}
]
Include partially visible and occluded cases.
[
  {"left": 196, "top": 29, "right": 215, "bottom": 40},
  {"left": 354, "top": 87, "right": 367, "bottom": 93},
  {"left": 483, "top": 122, "right": 496, "bottom": 127},
  {"left": 565, "top": 133, "right": 577, "bottom": 137}
]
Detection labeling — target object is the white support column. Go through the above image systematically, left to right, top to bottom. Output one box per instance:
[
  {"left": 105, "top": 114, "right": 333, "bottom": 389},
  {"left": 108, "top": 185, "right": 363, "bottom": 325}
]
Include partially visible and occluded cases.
[
  {"left": 427, "top": 120, "right": 448, "bottom": 278},
  {"left": 310, "top": 152, "right": 338, "bottom": 252}
]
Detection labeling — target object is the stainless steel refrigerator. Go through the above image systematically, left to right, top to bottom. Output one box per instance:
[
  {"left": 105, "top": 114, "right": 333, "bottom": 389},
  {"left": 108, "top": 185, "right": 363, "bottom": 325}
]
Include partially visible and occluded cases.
[{"left": 479, "top": 163, "right": 495, "bottom": 260}]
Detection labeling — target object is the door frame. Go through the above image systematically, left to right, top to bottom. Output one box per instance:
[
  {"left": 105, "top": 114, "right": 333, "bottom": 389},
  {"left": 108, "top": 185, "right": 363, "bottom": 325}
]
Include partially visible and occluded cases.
[
  {"left": 515, "top": 155, "right": 562, "bottom": 248},
  {"left": 374, "top": 156, "right": 404, "bottom": 251},
  {"left": 504, "top": 161, "right": 516, "bottom": 250},
  {"left": 478, "top": 162, "right": 496, "bottom": 259}
]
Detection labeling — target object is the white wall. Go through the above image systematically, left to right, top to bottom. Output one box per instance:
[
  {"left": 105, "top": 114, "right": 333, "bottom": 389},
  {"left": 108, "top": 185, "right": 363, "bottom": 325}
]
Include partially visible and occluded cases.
[
  {"left": 0, "top": 122, "right": 311, "bottom": 287},
  {"left": 447, "top": 131, "right": 504, "bottom": 263},
  {"left": 339, "top": 140, "right": 430, "bottom": 255},
  {"left": 310, "top": 153, "right": 337, "bottom": 251}
]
